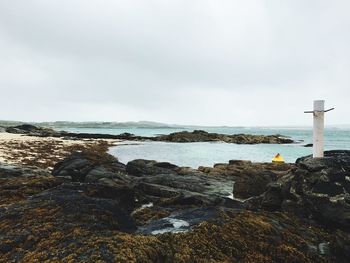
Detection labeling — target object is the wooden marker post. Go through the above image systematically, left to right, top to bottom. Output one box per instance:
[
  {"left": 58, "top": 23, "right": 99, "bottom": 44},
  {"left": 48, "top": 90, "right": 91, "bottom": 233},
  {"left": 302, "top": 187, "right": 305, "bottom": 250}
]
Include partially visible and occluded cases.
[{"left": 304, "top": 100, "right": 334, "bottom": 158}]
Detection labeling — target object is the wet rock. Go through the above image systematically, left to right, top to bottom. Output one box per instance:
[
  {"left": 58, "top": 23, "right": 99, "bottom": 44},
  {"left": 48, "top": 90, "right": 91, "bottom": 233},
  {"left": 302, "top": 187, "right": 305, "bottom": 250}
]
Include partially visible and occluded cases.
[
  {"left": 253, "top": 150, "right": 350, "bottom": 231},
  {"left": 296, "top": 150, "right": 350, "bottom": 171},
  {"left": 52, "top": 151, "right": 126, "bottom": 182},
  {"left": 126, "top": 159, "right": 177, "bottom": 177},
  {"left": 84, "top": 166, "right": 127, "bottom": 184},
  {"left": 234, "top": 170, "right": 278, "bottom": 199},
  {"left": 136, "top": 171, "right": 233, "bottom": 200},
  {"left": 312, "top": 181, "right": 344, "bottom": 196},
  {"left": 136, "top": 182, "right": 181, "bottom": 199},
  {"left": 260, "top": 183, "right": 283, "bottom": 211},
  {"left": 331, "top": 229, "right": 350, "bottom": 259}
]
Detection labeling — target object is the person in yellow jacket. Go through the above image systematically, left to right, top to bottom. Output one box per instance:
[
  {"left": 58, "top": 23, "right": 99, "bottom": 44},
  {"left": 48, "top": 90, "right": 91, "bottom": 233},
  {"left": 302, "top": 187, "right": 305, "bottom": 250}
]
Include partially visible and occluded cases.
[{"left": 272, "top": 153, "right": 285, "bottom": 163}]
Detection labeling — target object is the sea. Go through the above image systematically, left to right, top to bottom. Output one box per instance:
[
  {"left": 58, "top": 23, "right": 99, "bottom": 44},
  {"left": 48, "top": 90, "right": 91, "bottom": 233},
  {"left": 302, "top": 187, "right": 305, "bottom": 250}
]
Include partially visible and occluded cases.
[{"left": 61, "top": 126, "right": 350, "bottom": 168}]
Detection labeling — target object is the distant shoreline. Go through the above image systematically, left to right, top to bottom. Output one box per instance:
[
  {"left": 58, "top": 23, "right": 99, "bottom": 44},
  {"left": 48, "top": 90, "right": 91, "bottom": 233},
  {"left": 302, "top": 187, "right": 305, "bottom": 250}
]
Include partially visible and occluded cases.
[{"left": 1, "top": 120, "right": 350, "bottom": 130}]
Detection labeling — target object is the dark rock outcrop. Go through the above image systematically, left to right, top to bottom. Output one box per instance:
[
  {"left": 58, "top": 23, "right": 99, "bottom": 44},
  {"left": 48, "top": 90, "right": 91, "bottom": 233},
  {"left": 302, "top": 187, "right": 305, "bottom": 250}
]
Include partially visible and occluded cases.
[
  {"left": 4, "top": 124, "right": 142, "bottom": 140},
  {"left": 5, "top": 124, "right": 60, "bottom": 137},
  {"left": 155, "top": 130, "right": 294, "bottom": 144},
  {"left": 248, "top": 150, "right": 350, "bottom": 231},
  {"left": 52, "top": 151, "right": 126, "bottom": 183},
  {"left": 126, "top": 159, "right": 178, "bottom": 177},
  {"left": 0, "top": 163, "right": 51, "bottom": 178}
]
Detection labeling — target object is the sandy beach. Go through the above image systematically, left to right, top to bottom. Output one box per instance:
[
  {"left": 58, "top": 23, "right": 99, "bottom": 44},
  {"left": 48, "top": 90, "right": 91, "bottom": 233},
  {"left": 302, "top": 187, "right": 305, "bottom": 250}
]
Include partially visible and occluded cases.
[{"left": 0, "top": 132, "right": 120, "bottom": 169}]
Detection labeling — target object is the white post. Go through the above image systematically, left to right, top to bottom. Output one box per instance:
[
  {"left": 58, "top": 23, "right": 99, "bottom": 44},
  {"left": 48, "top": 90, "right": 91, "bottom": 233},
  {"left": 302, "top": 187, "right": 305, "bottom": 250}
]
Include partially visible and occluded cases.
[{"left": 313, "top": 100, "right": 324, "bottom": 158}]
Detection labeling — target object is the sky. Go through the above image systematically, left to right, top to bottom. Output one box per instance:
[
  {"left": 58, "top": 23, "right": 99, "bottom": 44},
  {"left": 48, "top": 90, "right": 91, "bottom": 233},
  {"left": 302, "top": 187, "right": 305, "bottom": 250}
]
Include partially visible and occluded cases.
[{"left": 0, "top": 0, "right": 349, "bottom": 126}]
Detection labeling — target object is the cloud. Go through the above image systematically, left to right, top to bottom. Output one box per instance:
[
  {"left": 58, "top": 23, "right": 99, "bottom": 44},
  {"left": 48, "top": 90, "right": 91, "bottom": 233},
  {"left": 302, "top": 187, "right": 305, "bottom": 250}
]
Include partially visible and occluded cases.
[{"left": 0, "top": 0, "right": 349, "bottom": 125}]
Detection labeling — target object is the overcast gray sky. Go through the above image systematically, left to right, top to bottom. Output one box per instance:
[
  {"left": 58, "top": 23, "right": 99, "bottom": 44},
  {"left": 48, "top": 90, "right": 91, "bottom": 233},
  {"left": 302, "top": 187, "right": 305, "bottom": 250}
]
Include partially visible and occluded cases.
[{"left": 0, "top": 1, "right": 349, "bottom": 126}]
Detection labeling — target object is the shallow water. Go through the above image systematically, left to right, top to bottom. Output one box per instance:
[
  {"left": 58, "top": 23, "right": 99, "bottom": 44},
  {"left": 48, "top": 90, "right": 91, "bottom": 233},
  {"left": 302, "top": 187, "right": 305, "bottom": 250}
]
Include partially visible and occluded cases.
[
  {"left": 61, "top": 126, "right": 350, "bottom": 168},
  {"left": 109, "top": 141, "right": 313, "bottom": 168}
]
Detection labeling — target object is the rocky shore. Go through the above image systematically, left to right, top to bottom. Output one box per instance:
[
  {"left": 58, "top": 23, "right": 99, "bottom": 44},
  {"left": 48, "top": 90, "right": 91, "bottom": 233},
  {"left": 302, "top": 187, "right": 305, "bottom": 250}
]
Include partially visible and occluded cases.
[
  {"left": 4, "top": 124, "right": 295, "bottom": 144},
  {"left": 0, "top": 127, "right": 349, "bottom": 262},
  {"left": 155, "top": 130, "right": 294, "bottom": 144}
]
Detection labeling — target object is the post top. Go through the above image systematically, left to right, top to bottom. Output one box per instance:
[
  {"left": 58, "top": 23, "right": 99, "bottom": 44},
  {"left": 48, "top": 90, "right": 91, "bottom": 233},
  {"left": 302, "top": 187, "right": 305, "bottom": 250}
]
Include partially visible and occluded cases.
[{"left": 314, "top": 100, "right": 325, "bottom": 111}]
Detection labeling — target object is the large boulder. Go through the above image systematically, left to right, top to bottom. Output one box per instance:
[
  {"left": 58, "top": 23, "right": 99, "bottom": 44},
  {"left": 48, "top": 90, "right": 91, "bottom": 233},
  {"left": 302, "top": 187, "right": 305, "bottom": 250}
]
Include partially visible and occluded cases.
[{"left": 52, "top": 151, "right": 127, "bottom": 183}]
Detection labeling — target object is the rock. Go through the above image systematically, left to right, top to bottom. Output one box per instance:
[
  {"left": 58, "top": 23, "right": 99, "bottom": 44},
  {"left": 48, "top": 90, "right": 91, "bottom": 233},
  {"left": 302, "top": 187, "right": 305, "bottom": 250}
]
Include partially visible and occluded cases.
[
  {"left": 4, "top": 124, "right": 141, "bottom": 140},
  {"left": 5, "top": 124, "right": 59, "bottom": 137},
  {"left": 154, "top": 130, "right": 294, "bottom": 144},
  {"left": 304, "top": 143, "right": 313, "bottom": 147},
  {"left": 252, "top": 150, "right": 350, "bottom": 231},
  {"left": 296, "top": 150, "right": 350, "bottom": 171},
  {"left": 52, "top": 151, "right": 126, "bottom": 182},
  {"left": 126, "top": 159, "right": 177, "bottom": 177},
  {"left": 229, "top": 159, "right": 253, "bottom": 165},
  {"left": 0, "top": 163, "right": 51, "bottom": 178},
  {"left": 84, "top": 166, "right": 127, "bottom": 184},
  {"left": 175, "top": 166, "right": 203, "bottom": 176},
  {"left": 234, "top": 170, "right": 278, "bottom": 199},
  {"left": 135, "top": 171, "right": 233, "bottom": 200},
  {"left": 312, "top": 181, "right": 344, "bottom": 196},
  {"left": 32, "top": 183, "right": 137, "bottom": 216},
  {"left": 260, "top": 183, "right": 283, "bottom": 211}
]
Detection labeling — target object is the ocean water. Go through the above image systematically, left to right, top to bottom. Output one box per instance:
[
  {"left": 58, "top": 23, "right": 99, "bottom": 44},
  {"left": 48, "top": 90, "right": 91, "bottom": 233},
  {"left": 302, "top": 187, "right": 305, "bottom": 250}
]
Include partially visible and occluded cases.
[{"left": 61, "top": 126, "right": 350, "bottom": 168}]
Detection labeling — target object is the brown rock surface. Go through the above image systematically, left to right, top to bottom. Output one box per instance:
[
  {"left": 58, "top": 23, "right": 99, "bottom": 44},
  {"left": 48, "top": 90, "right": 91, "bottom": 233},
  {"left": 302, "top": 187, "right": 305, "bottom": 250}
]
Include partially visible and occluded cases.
[{"left": 1, "top": 144, "right": 349, "bottom": 262}]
